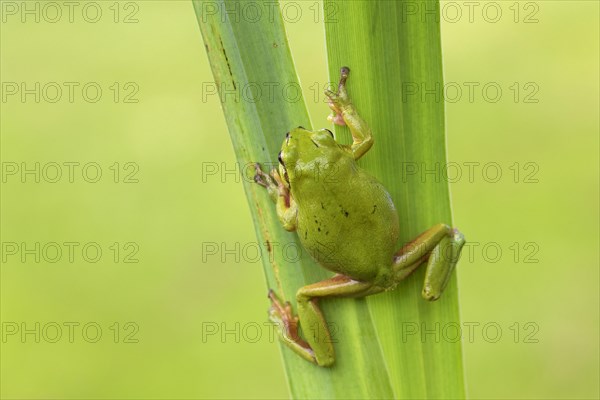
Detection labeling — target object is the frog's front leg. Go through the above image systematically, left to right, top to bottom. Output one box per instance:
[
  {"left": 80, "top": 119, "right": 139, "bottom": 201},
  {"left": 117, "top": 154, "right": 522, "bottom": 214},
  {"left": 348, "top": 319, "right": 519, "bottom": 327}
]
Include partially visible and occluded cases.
[
  {"left": 325, "top": 67, "right": 373, "bottom": 160},
  {"left": 254, "top": 163, "right": 297, "bottom": 231},
  {"left": 392, "top": 224, "right": 466, "bottom": 300},
  {"left": 269, "top": 275, "right": 383, "bottom": 367}
]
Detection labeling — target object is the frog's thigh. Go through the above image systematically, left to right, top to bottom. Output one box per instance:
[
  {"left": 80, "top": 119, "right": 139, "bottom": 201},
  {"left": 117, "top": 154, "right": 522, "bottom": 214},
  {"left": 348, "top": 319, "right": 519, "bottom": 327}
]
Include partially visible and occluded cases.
[
  {"left": 391, "top": 223, "right": 465, "bottom": 300},
  {"left": 392, "top": 223, "right": 451, "bottom": 279},
  {"left": 297, "top": 274, "right": 378, "bottom": 301},
  {"left": 297, "top": 275, "right": 374, "bottom": 340}
]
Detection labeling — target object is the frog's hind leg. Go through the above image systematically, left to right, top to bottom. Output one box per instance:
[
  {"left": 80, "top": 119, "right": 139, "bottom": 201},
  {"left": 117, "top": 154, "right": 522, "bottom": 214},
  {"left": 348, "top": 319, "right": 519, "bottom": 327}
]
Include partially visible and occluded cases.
[
  {"left": 391, "top": 223, "right": 466, "bottom": 300},
  {"left": 269, "top": 275, "right": 382, "bottom": 367},
  {"left": 267, "top": 290, "right": 315, "bottom": 364}
]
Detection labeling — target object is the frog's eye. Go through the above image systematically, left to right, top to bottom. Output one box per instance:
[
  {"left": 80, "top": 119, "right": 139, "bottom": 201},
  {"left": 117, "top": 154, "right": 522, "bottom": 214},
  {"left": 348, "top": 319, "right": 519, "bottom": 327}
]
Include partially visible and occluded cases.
[{"left": 324, "top": 129, "right": 334, "bottom": 138}]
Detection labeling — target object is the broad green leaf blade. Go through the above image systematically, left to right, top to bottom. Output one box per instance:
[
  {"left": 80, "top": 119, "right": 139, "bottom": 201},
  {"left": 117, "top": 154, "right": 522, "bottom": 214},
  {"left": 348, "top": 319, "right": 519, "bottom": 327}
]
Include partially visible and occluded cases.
[
  {"left": 324, "top": 0, "right": 465, "bottom": 398},
  {"left": 194, "top": 1, "right": 394, "bottom": 398}
]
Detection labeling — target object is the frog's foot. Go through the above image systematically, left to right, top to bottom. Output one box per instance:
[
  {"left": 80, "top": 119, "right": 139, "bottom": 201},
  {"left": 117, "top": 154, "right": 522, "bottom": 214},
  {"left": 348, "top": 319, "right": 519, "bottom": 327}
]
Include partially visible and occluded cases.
[
  {"left": 325, "top": 66, "right": 351, "bottom": 127},
  {"left": 254, "top": 160, "right": 288, "bottom": 195},
  {"left": 253, "top": 162, "right": 274, "bottom": 188},
  {"left": 254, "top": 163, "right": 284, "bottom": 203},
  {"left": 267, "top": 290, "right": 316, "bottom": 364},
  {"left": 268, "top": 290, "right": 300, "bottom": 336}
]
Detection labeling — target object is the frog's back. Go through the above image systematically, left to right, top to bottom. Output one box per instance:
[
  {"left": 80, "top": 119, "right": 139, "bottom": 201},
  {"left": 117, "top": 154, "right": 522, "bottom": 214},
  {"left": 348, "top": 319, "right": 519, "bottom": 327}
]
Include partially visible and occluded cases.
[{"left": 293, "top": 168, "right": 399, "bottom": 282}]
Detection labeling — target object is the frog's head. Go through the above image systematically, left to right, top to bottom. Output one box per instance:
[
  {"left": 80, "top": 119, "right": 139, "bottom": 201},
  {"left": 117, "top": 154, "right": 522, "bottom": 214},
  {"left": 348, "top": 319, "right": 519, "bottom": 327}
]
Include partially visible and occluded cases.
[{"left": 278, "top": 126, "right": 349, "bottom": 187}]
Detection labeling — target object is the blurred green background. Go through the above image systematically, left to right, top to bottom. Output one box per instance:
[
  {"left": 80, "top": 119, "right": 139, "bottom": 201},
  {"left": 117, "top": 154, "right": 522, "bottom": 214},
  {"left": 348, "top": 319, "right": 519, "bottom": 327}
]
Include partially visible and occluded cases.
[{"left": 0, "top": 1, "right": 598, "bottom": 398}]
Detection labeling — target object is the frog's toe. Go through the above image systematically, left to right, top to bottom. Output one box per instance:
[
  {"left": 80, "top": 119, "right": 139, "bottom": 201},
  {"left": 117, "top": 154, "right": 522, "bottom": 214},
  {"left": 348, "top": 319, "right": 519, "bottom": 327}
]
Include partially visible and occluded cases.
[
  {"left": 339, "top": 66, "right": 350, "bottom": 81},
  {"left": 324, "top": 88, "right": 338, "bottom": 99},
  {"left": 325, "top": 89, "right": 350, "bottom": 108},
  {"left": 253, "top": 162, "right": 265, "bottom": 175},
  {"left": 254, "top": 163, "right": 279, "bottom": 189},
  {"left": 253, "top": 165, "right": 268, "bottom": 187},
  {"left": 254, "top": 174, "right": 267, "bottom": 187},
  {"left": 268, "top": 289, "right": 286, "bottom": 310},
  {"left": 268, "top": 290, "right": 299, "bottom": 328}
]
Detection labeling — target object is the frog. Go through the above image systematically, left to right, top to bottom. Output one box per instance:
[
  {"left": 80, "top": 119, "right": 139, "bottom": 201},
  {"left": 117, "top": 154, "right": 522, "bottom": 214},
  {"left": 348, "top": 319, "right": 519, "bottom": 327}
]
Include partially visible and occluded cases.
[{"left": 253, "top": 67, "right": 465, "bottom": 367}]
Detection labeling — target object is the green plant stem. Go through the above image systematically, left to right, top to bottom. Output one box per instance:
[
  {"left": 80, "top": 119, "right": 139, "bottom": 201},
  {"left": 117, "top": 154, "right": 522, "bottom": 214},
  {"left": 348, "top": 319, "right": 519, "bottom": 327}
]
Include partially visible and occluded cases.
[{"left": 194, "top": 0, "right": 464, "bottom": 398}]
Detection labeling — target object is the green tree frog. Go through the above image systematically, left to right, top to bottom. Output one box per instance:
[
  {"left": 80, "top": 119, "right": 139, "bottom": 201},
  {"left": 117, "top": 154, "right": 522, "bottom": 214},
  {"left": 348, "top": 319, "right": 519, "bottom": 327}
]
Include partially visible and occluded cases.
[{"left": 253, "top": 67, "right": 465, "bottom": 367}]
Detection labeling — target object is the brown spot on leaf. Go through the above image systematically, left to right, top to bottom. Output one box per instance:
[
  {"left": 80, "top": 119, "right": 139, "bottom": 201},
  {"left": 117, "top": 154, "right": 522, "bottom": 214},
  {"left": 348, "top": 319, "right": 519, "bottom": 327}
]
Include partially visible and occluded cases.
[{"left": 219, "top": 36, "right": 236, "bottom": 89}]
